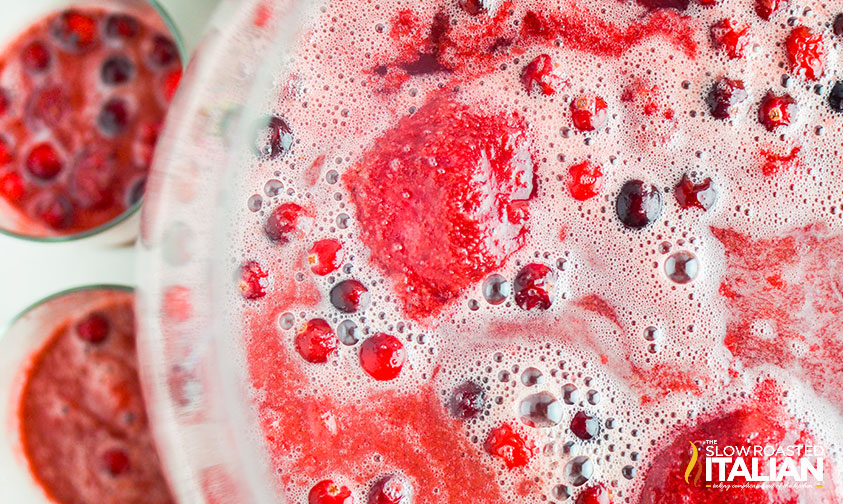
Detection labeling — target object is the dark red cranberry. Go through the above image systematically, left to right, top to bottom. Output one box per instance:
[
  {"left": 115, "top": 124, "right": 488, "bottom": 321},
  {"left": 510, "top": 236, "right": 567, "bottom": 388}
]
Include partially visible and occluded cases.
[
  {"left": 458, "top": 0, "right": 487, "bottom": 15},
  {"left": 635, "top": 0, "right": 690, "bottom": 10},
  {"left": 755, "top": 0, "right": 786, "bottom": 20},
  {"left": 51, "top": 10, "right": 98, "bottom": 52},
  {"left": 104, "top": 14, "right": 140, "bottom": 41},
  {"left": 835, "top": 14, "right": 843, "bottom": 36},
  {"left": 710, "top": 19, "right": 750, "bottom": 60},
  {"left": 785, "top": 26, "right": 825, "bottom": 81},
  {"left": 148, "top": 35, "right": 179, "bottom": 67},
  {"left": 22, "top": 41, "right": 51, "bottom": 72},
  {"left": 521, "top": 54, "right": 558, "bottom": 96},
  {"left": 101, "top": 55, "right": 136, "bottom": 85},
  {"left": 160, "top": 69, "right": 182, "bottom": 102},
  {"left": 706, "top": 78, "right": 747, "bottom": 120},
  {"left": 830, "top": 81, "right": 843, "bottom": 112},
  {"left": 0, "top": 88, "right": 9, "bottom": 116},
  {"left": 758, "top": 91, "right": 796, "bottom": 131},
  {"left": 570, "top": 95, "right": 608, "bottom": 131},
  {"left": 97, "top": 98, "right": 131, "bottom": 137},
  {"left": 254, "top": 116, "right": 293, "bottom": 159},
  {"left": 26, "top": 143, "right": 63, "bottom": 180},
  {"left": 68, "top": 149, "right": 116, "bottom": 209},
  {"left": 568, "top": 161, "right": 603, "bottom": 201},
  {"left": 0, "top": 171, "right": 25, "bottom": 201},
  {"left": 674, "top": 174, "right": 717, "bottom": 211},
  {"left": 616, "top": 180, "right": 662, "bottom": 229},
  {"left": 33, "top": 192, "right": 74, "bottom": 230},
  {"left": 264, "top": 202, "right": 306, "bottom": 243},
  {"left": 308, "top": 239, "right": 344, "bottom": 275},
  {"left": 238, "top": 260, "right": 268, "bottom": 300},
  {"left": 513, "top": 263, "right": 557, "bottom": 311},
  {"left": 330, "top": 279, "right": 370, "bottom": 313},
  {"left": 75, "top": 312, "right": 110, "bottom": 344},
  {"left": 295, "top": 319, "right": 338, "bottom": 363},
  {"left": 359, "top": 333, "right": 406, "bottom": 381},
  {"left": 449, "top": 381, "right": 486, "bottom": 419},
  {"left": 570, "top": 411, "right": 600, "bottom": 440},
  {"left": 484, "top": 423, "right": 535, "bottom": 469},
  {"left": 102, "top": 448, "right": 130, "bottom": 476},
  {"left": 368, "top": 474, "right": 412, "bottom": 504},
  {"left": 308, "top": 480, "right": 354, "bottom": 504},
  {"left": 576, "top": 484, "right": 611, "bottom": 504}
]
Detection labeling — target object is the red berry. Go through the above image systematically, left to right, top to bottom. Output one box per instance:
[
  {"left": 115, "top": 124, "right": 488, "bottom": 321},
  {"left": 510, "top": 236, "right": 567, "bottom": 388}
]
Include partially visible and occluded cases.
[
  {"left": 458, "top": 0, "right": 487, "bottom": 15},
  {"left": 697, "top": 0, "right": 717, "bottom": 6},
  {"left": 755, "top": 0, "right": 786, "bottom": 20},
  {"left": 51, "top": 10, "right": 98, "bottom": 52},
  {"left": 104, "top": 14, "right": 140, "bottom": 41},
  {"left": 835, "top": 14, "right": 843, "bottom": 36},
  {"left": 710, "top": 19, "right": 750, "bottom": 60},
  {"left": 785, "top": 26, "right": 825, "bottom": 81},
  {"left": 149, "top": 35, "right": 179, "bottom": 67},
  {"left": 22, "top": 41, "right": 51, "bottom": 72},
  {"left": 521, "top": 54, "right": 559, "bottom": 96},
  {"left": 101, "top": 55, "right": 135, "bottom": 85},
  {"left": 161, "top": 69, "right": 182, "bottom": 102},
  {"left": 706, "top": 78, "right": 747, "bottom": 120},
  {"left": 758, "top": 91, "right": 796, "bottom": 131},
  {"left": 570, "top": 95, "right": 607, "bottom": 131},
  {"left": 98, "top": 98, "right": 131, "bottom": 137},
  {"left": 255, "top": 116, "right": 293, "bottom": 159},
  {"left": 26, "top": 143, "right": 63, "bottom": 180},
  {"left": 761, "top": 146, "right": 800, "bottom": 176},
  {"left": 68, "top": 149, "right": 116, "bottom": 209},
  {"left": 567, "top": 161, "right": 603, "bottom": 201},
  {"left": 0, "top": 170, "right": 25, "bottom": 201},
  {"left": 674, "top": 174, "right": 717, "bottom": 211},
  {"left": 616, "top": 180, "right": 663, "bottom": 229},
  {"left": 33, "top": 192, "right": 74, "bottom": 230},
  {"left": 264, "top": 202, "right": 306, "bottom": 243},
  {"left": 308, "top": 239, "right": 344, "bottom": 275},
  {"left": 239, "top": 260, "right": 268, "bottom": 300},
  {"left": 513, "top": 263, "right": 557, "bottom": 311},
  {"left": 330, "top": 279, "right": 370, "bottom": 313},
  {"left": 75, "top": 312, "right": 110, "bottom": 344},
  {"left": 295, "top": 319, "right": 338, "bottom": 363},
  {"left": 359, "top": 333, "right": 406, "bottom": 381},
  {"left": 449, "top": 381, "right": 486, "bottom": 419},
  {"left": 570, "top": 411, "right": 600, "bottom": 440},
  {"left": 484, "top": 423, "right": 535, "bottom": 469},
  {"left": 102, "top": 448, "right": 130, "bottom": 476},
  {"left": 368, "top": 474, "right": 412, "bottom": 504},
  {"left": 309, "top": 480, "right": 354, "bottom": 504},
  {"left": 576, "top": 484, "right": 611, "bottom": 504}
]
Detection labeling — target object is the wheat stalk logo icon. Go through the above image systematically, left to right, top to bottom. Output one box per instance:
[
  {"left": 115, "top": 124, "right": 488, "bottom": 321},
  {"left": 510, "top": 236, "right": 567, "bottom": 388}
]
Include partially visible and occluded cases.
[{"left": 685, "top": 441, "right": 702, "bottom": 486}]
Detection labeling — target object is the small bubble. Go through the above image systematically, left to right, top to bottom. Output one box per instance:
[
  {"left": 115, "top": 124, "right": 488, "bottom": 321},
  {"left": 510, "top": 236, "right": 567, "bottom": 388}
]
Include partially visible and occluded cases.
[
  {"left": 326, "top": 170, "right": 339, "bottom": 184},
  {"left": 264, "top": 179, "right": 283, "bottom": 197},
  {"left": 247, "top": 194, "right": 263, "bottom": 212},
  {"left": 337, "top": 213, "right": 350, "bottom": 229},
  {"left": 658, "top": 241, "right": 671, "bottom": 254},
  {"left": 664, "top": 251, "right": 699, "bottom": 284},
  {"left": 482, "top": 274, "right": 511, "bottom": 305},
  {"left": 468, "top": 299, "right": 480, "bottom": 311},
  {"left": 278, "top": 312, "right": 295, "bottom": 330},
  {"left": 337, "top": 320, "right": 359, "bottom": 345},
  {"left": 644, "top": 326, "right": 660, "bottom": 341},
  {"left": 648, "top": 343, "right": 660, "bottom": 354},
  {"left": 521, "top": 367, "right": 545, "bottom": 387},
  {"left": 498, "top": 370, "right": 511, "bottom": 382},
  {"left": 562, "top": 383, "right": 579, "bottom": 405},
  {"left": 586, "top": 389, "right": 601, "bottom": 405},
  {"left": 519, "top": 391, "right": 563, "bottom": 428},
  {"left": 564, "top": 456, "right": 593, "bottom": 486},
  {"left": 622, "top": 465, "right": 636, "bottom": 480},
  {"left": 552, "top": 484, "right": 571, "bottom": 500}
]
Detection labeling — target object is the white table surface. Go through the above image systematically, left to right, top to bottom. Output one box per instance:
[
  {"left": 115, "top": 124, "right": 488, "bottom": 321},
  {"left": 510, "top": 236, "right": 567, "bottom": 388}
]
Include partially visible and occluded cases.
[{"left": 0, "top": 0, "right": 220, "bottom": 328}]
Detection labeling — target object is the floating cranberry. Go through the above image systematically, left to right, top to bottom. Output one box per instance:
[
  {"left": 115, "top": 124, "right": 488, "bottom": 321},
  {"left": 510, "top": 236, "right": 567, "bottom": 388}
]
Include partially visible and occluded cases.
[
  {"left": 458, "top": 0, "right": 487, "bottom": 15},
  {"left": 755, "top": 0, "right": 786, "bottom": 20},
  {"left": 51, "top": 10, "right": 98, "bottom": 52},
  {"left": 104, "top": 14, "right": 140, "bottom": 41},
  {"left": 835, "top": 14, "right": 843, "bottom": 36},
  {"left": 710, "top": 19, "right": 750, "bottom": 60},
  {"left": 785, "top": 26, "right": 825, "bottom": 81},
  {"left": 148, "top": 35, "right": 179, "bottom": 67},
  {"left": 22, "top": 41, "right": 51, "bottom": 72},
  {"left": 521, "top": 54, "right": 558, "bottom": 96},
  {"left": 101, "top": 55, "right": 136, "bottom": 85},
  {"left": 161, "top": 69, "right": 182, "bottom": 102},
  {"left": 706, "top": 78, "right": 747, "bottom": 120},
  {"left": 830, "top": 81, "right": 843, "bottom": 112},
  {"left": 757, "top": 91, "right": 796, "bottom": 131},
  {"left": 570, "top": 95, "right": 607, "bottom": 131},
  {"left": 98, "top": 98, "right": 131, "bottom": 137},
  {"left": 254, "top": 115, "right": 293, "bottom": 159},
  {"left": 26, "top": 143, "right": 63, "bottom": 180},
  {"left": 68, "top": 149, "right": 116, "bottom": 209},
  {"left": 567, "top": 161, "right": 603, "bottom": 201},
  {"left": 0, "top": 171, "right": 25, "bottom": 201},
  {"left": 674, "top": 174, "right": 717, "bottom": 211},
  {"left": 615, "top": 180, "right": 662, "bottom": 229},
  {"left": 33, "top": 192, "right": 74, "bottom": 229},
  {"left": 264, "top": 202, "right": 306, "bottom": 243},
  {"left": 308, "top": 239, "right": 344, "bottom": 275},
  {"left": 238, "top": 260, "right": 268, "bottom": 300},
  {"left": 513, "top": 263, "right": 557, "bottom": 311},
  {"left": 330, "top": 279, "right": 370, "bottom": 313},
  {"left": 75, "top": 312, "right": 110, "bottom": 344},
  {"left": 295, "top": 319, "right": 338, "bottom": 363},
  {"left": 359, "top": 333, "right": 406, "bottom": 381},
  {"left": 449, "top": 381, "right": 486, "bottom": 419},
  {"left": 570, "top": 411, "right": 600, "bottom": 440},
  {"left": 484, "top": 423, "right": 535, "bottom": 469},
  {"left": 102, "top": 448, "right": 130, "bottom": 476},
  {"left": 368, "top": 474, "right": 412, "bottom": 504},
  {"left": 309, "top": 480, "right": 354, "bottom": 504},
  {"left": 576, "top": 484, "right": 611, "bottom": 504}
]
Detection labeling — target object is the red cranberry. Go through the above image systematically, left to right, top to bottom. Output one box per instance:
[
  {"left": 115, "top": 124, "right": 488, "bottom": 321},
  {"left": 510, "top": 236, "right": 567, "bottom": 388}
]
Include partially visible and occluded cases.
[
  {"left": 458, "top": 0, "right": 487, "bottom": 15},
  {"left": 755, "top": 0, "right": 786, "bottom": 20},
  {"left": 51, "top": 10, "right": 98, "bottom": 52},
  {"left": 104, "top": 14, "right": 140, "bottom": 41},
  {"left": 835, "top": 14, "right": 843, "bottom": 36},
  {"left": 710, "top": 19, "right": 750, "bottom": 60},
  {"left": 785, "top": 26, "right": 825, "bottom": 81},
  {"left": 148, "top": 35, "right": 179, "bottom": 67},
  {"left": 22, "top": 41, "right": 51, "bottom": 72},
  {"left": 521, "top": 54, "right": 558, "bottom": 96},
  {"left": 101, "top": 55, "right": 136, "bottom": 85},
  {"left": 161, "top": 69, "right": 182, "bottom": 102},
  {"left": 706, "top": 78, "right": 747, "bottom": 120},
  {"left": 830, "top": 80, "right": 843, "bottom": 112},
  {"left": 758, "top": 91, "right": 796, "bottom": 131},
  {"left": 570, "top": 95, "right": 607, "bottom": 131},
  {"left": 98, "top": 98, "right": 131, "bottom": 137},
  {"left": 255, "top": 116, "right": 293, "bottom": 159},
  {"left": 0, "top": 137, "right": 13, "bottom": 165},
  {"left": 26, "top": 143, "right": 63, "bottom": 180},
  {"left": 68, "top": 149, "right": 116, "bottom": 209},
  {"left": 567, "top": 161, "right": 603, "bottom": 201},
  {"left": 0, "top": 171, "right": 25, "bottom": 201},
  {"left": 674, "top": 174, "right": 717, "bottom": 211},
  {"left": 616, "top": 180, "right": 662, "bottom": 229},
  {"left": 32, "top": 192, "right": 74, "bottom": 229},
  {"left": 264, "top": 202, "right": 306, "bottom": 243},
  {"left": 308, "top": 239, "right": 344, "bottom": 275},
  {"left": 238, "top": 260, "right": 268, "bottom": 300},
  {"left": 513, "top": 263, "right": 557, "bottom": 311},
  {"left": 330, "top": 279, "right": 370, "bottom": 313},
  {"left": 75, "top": 312, "right": 110, "bottom": 344},
  {"left": 295, "top": 319, "right": 338, "bottom": 363},
  {"left": 359, "top": 333, "right": 406, "bottom": 381},
  {"left": 449, "top": 381, "right": 486, "bottom": 419},
  {"left": 570, "top": 411, "right": 600, "bottom": 440},
  {"left": 484, "top": 423, "right": 535, "bottom": 469},
  {"left": 102, "top": 448, "right": 130, "bottom": 476},
  {"left": 368, "top": 474, "right": 412, "bottom": 504},
  {"left": 309, "top": 480, "right": 354, "bottom": 504},
  {"left": 576, "top": 484, "right": 611, "bottom": 504}
]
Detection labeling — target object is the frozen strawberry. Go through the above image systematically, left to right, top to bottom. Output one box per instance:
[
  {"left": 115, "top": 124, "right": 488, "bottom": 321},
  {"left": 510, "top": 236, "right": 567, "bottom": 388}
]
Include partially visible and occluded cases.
[
  {"left": 755, "top": 0, "right": 786, "bottom": 20},
  {"left": 710, "top": 19, "right": 750, "bottom": 60},
  {"left": 785, "top": 26, "right": 825, "bottom": 81},
  {"left": 22, "top": 41, "right": 51, "bottom": 72},
  {"left": 521, "top": 54, "right": 560, "bottom": 96},
  {"left": 706, "top": 78, "right": 747, "bottom": 120},
  {"left": 757, "top": 91, "right": 796, "bottom": 131},
  {"left": 570, "top": 95, "right": 608, "bottom": 131},
  {"left": 343, "top": 96, "right": 534, "bottom": 320},
  {"left": 26, "top": 143, "right": 63, "bottom": 180},
  {"left": 567, "top": 161, "right": 603, "bottom": 201},
  {"left": 674, "top": 174, "right": 717, "bottom": 211},
  {"left": 616, "top": 180, "right": 662, "bottom": 229},
  {"left": 264, "top": 202, "right": 306, "bottom": 243},
  {"left": 308, "top": 239, "right": 344, "bottom": 275},
  {"left": 238, "top": 260, "right": 268, "bottom": 300},
  {"left": 513, "top": 263, "right": 557, "bottom": 311},
  {"left": 75, "top": 312, "right": 110, "bottom": 344},
  {"left": 295, "top": 319, "right": 338, "bottom": 364},
  {"left": 359, "top": 333, "right": 406, "bottom": 381},
  {"left": 484, "top": 423, "right": 535, "bottom": 469},
  {"left": 368, "top": 474, "right": 412, "bottom": 504},
  {"left": 309, "top": 480, "right": 354, "bottom": 504},
  {"left": 576, "top": 484, "right": 611, "bottom": 504}
]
